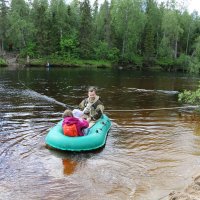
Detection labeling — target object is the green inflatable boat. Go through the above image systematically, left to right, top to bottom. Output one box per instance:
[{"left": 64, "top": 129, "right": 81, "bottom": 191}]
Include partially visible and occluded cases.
[{"left": 45, "top": 114, "right": 111, "bottom": 151}]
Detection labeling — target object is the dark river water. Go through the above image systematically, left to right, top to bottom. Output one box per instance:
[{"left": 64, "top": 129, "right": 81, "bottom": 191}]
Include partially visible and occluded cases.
[{"left": 1, "top": 67, "right": 200, "bottom": 200}]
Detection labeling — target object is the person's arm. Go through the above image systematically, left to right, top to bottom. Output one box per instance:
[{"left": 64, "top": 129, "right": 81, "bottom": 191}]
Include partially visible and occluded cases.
[
  {"left": 79, "top": 99, "right": 86, "bottom": 110},
  {"left": 83, "top": 102, "right": 92, "bottom": 114},
  {"left": 91, "top": 104, "right": 104, "bottom": 120},
  {"left": 78, "top": 119, "right": 89, "bottom": 136},
  {"left": 80, "top": 119, "right": 89, "bottom": 128}
]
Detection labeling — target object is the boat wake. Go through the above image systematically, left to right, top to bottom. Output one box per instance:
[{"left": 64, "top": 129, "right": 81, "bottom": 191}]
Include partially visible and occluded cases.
[
  {"left": 127, "top": 87, "right": 179, "bottom": 95},
  {"left": 22, "top": 89, "right": 67, "bottom": 107}
]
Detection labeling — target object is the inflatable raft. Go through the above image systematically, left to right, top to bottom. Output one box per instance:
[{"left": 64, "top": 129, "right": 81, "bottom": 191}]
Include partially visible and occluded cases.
[{"left": 45, "top": 114, "right": 111, "bottom": 151}]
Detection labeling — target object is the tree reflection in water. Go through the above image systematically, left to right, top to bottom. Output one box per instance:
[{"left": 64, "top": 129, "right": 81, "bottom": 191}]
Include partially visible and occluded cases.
[{"left": 62, "top": 158, "right": 78, "bottom": 175}]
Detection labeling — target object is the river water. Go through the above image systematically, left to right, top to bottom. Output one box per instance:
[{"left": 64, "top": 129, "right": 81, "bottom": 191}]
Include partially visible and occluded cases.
[{"left": 1, "top": 67, "right": 200, "bottom": 200}]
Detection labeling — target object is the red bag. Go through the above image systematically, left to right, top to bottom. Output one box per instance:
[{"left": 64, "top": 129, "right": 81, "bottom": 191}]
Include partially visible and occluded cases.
[{"left": 63, "top": 124, "right": 78, "bottom": 137}]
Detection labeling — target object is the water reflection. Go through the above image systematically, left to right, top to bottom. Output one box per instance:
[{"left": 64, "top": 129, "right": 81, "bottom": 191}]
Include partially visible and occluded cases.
[
  {"left": 194, "top": 123, "right": 200, "bottom": 136},
  {"left": 62, "top": 158, "right": 77, "bottom": 175}
]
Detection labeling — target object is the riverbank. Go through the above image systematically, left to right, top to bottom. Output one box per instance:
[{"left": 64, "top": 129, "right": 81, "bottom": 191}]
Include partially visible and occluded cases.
[
  {"left": 0, "top": 51, "right": 189, "bottom": 72},
  {"left": 0, "top": 53, "right": 114, "bottom": 68},
  {"left": 11, "top": 57, "right": 173, "bottom": 71},
  {"left": 22, "top": 57, "right": 113, "bottom": 68},
  {"left": 0, "top": 58, "right": 8, "bottom": 67},
  {"left": 165, "top": 111, "right": 200, "bottom": 200},
  {"left": 167, "top": 173, "right": 200, "bottom": 200}
]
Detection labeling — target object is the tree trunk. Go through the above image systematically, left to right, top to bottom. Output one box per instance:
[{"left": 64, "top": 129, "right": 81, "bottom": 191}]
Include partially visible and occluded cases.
[
  {"left": 122, "top": 9, "right": 128, "bottom": 58},
  {"left": 185, "top": 26, "right": 191, "bottom": 55},
  {"left": 60, "top": 28, "right": 63, "bottom": 39},
  {"left": 21, "top": 29, "right": 26, "bottom": 47},
  {"left": 156, "top": 32, "right": 159, "bottom": 57},
  {"left": 1, "top": 38, "right": 4, "bottom": 52},
  {"left": 122, "top": 38, "right": 125, "bottom": 58},
  {"left": 174, "top": 38, "right": 177, "bottom": 59}
]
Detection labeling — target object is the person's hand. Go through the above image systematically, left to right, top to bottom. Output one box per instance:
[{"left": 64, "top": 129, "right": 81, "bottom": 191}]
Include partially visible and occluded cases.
[
  {"left": 83, "top": 103, "right": 91, "bottom": 114},
  {"left": 83, "top": 107, "right": 90, "bottom": 114},
  {"left": 82, "top": 114, "right": 88, "bottom": 120},
  {"left": 87, "top": 117, "right": 91, "bottom": 122}
]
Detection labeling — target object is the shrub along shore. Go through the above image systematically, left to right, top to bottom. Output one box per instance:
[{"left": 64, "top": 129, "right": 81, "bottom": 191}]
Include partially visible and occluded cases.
[
  {"left": 0, "top": 55, "right": 193, "bottom": 72},
  {"left": 23, "top": 57, "right": 113, "bottom": 68},
  {"left": 0, "top": 58, "right": 8, "bottom": 67}
]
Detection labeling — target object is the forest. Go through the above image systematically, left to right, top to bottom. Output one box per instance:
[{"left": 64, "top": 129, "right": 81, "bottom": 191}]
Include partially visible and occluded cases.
[{"left": 1, "top": 0, "right": 200, "bottom": 72}]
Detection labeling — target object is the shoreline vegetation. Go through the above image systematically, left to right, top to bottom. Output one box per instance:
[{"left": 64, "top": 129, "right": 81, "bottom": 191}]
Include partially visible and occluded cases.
[
  {"left": 1, "top": 0, "right": 200, "bottom": 73},
  {"left": 0, "top": 54, "right": 192, "bottom": 72},
  {"left": 14, "top": 57, "right": 171, "bottom": 70},
  {"left": 23, "top": 57, "right": 113, "bottom": 68},
  {"left": 0, "top": 58, "right": 8, "bottom": 67},
  {"left": 168, "top": 174, "right": 200, "bottom": 200}
]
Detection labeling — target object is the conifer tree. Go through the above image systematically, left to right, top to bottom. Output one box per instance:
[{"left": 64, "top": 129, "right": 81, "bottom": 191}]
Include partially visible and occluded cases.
[
  {"left": 0, "top": 0, "right": 8, "bottom": 51},
  {"left": 8, "top": 0, "right": 31, "bottom": 50},
  {"left": 31, "top": 0, "right": 49, "bottom": 55},
  {"left": 48, "top": 0, "right": 68, "bottom": 54},
  {"left": 79, "top": 0, "right": 93, "bottom": 59},
  {"left": 97, "top": 0, "right": 111, "bottom": 45},
  {"left": 143, "top": 0, "right": 160, "bottom": 66}
]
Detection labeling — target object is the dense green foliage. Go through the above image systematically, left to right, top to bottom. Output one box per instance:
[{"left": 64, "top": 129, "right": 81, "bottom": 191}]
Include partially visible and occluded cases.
[
  {"left": 1, "top": 0, "right": 200, "bottom": 71},
  {"left": 0, "top": 58, "right": 6, "bottom": 65},
  {"left": 178, "top": 84, "right": 200, "bottom": 104}
]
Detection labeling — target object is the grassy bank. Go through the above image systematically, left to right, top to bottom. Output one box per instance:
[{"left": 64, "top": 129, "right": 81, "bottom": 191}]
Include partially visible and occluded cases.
[
  {"left": 14, "top": 54, "right": 191, "bottom": 72},
  {"left": 21, "top": 57, "right": 113, "bottom": 68},
  {"left": 0, "top": 58, "right": 8, "bottom": 67}
]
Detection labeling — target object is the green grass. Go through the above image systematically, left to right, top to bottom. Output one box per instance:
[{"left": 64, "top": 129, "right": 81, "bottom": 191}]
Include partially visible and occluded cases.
[
  {"left": 25, "top": 56, "right": 112, "bottom": 68},
  {"left": 0, "top": 58, "right": 7, "bottom": 66}
]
